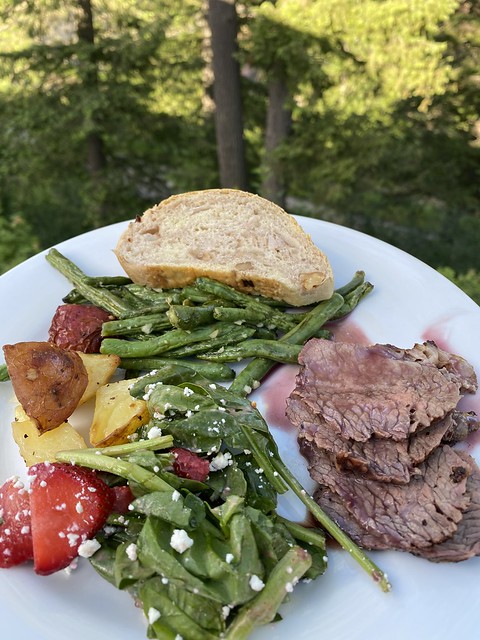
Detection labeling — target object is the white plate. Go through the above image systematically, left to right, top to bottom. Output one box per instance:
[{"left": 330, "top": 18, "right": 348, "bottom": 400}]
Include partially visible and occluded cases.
[{"left": 0, "top": 217, "right": 479, "bottom": 640}]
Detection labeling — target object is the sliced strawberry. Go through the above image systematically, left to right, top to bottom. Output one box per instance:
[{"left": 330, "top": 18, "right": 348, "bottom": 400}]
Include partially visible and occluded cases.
[
  {"left": 172, "top": 447, "right": 210, "bottom": 482},
  {"left": 28, "top": 463, "right": 114, "bottom": 575},
  {"left": 0, "top": 476, "right": 33, "bottom": 568},
  {"left": 111, "top": 485, "right": 134, "bottom": 515}
]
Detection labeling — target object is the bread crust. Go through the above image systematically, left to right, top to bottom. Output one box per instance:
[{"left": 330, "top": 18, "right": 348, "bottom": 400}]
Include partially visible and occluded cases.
[{"left": 115, "top": 189, "right": 334, "bottom": 306}]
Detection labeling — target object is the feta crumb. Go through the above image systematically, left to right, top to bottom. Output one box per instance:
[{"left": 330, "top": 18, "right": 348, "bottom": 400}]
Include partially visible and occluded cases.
[
  {"left": 243, "top": 385, "right": 252, "bottom": 394},
  {"left": 183, "top": 386, "right": 194, "bottom": 397},
  {"left": 147, "top": 426, "right": 163, "bottom": 439},
  {"left": 209, "top": 451, "right": 233, "bottom": 472},
  {"left": 39, "top": 480, "right": 47, "bottom": 488},
  {"left": 171, "top": 490, "right": 181, "bottom": 502},
  {"left": 75, "top": 501, "right": 84, "bottom": 514},
  {"left": 20, "top": 525, "right": 30, "bottom": 535},
  {"left": 170, "top": 529, "right": 193, "bottom": 554},
  {"left": 67, "top": 533, "right": 80, "bottom": 547},
  {"left": 78, "top": 538, "right": 101, "bottom": 558},
  {"left": 125, "top": 543, "right": 138, "bottom": 561},
  {"left": 225, "top": 553, "right": 234, "bottom": 564},
  {"left": 63, "top": 559, "right": 78, "bottom": 575},
  {"left": 249, "top": 575, "right": 265, "bottom": 592},
  {"left": 161, "top": 577, "right": 169, "bottom": 584},
  {"left": 285, "top": 582, "right": 294, "bottom": 593},
  {"left": 222, "top": 605, "right": 231, "bottom": 620},
  {"left": 147, "top": 607, "right": 161, "bottom": 624}
]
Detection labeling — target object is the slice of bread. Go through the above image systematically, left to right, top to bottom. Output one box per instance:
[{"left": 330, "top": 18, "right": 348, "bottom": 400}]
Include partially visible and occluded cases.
[{"left": 114, "top": 189, "right": 334, "bottom": 306}]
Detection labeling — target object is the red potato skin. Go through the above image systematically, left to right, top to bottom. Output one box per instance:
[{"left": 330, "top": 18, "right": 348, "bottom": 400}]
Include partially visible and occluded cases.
[
  {"left": 48, "top": 304, "right": 113, "bottom": 353},
  {"left": 3, "top": 341, "right": 88, "bottom": 433}
]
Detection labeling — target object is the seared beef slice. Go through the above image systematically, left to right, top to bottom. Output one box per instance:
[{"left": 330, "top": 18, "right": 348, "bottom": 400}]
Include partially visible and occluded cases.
[
  {"left": 287, "top": 338, "right": 480, "bottom": 561},
  {"left": 289, "top": 340, "right": 462, "bottom": 442}
]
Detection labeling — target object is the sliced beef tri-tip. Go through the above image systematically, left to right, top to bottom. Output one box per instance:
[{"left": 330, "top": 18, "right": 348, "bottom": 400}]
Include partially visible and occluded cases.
[{"left": 286, "top": 338, "right": 480, "bottom": 562}]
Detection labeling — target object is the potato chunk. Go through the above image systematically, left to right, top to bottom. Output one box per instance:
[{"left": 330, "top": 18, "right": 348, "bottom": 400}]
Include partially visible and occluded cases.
[
  {"left": 3, "top": 342, "right": 88, "bottom": 433},
  {"left": 77, "top": 352, "right": 120, "bottom": 405},
  {"left": 90, "top": 378, "right": 150, "bottom": 447},
  {"left": 12, "top": 417, "right": 87, "bottom": 466}
]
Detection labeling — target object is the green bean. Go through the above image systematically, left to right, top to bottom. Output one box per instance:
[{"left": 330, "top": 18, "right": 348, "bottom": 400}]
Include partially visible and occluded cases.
[
  {"left": 46, "top": 248, "right": 133, "bottom": 318},
  {"left": 335, "top": 270, "right": 365, "bottom": 297},
  {"left": 84, "top": 275, "right": 133, "bottom": 286},
  {"left": 195, "top": 278, "right": 299, "bottom": 331},
  {"left": 331, "top": 281, "right": 374, "bottom": 320},
  {"left": 125, "top": 284, "right": 183, "bottom": 304},
  {"left": 177, "top": 285, "right": 218, "bottom": 304},
  {"left": 62, "top": 288, "right": 90, "bottom": 304},
  {"left": 228, "top": 293, "right": 344, "bottom": 396},
  {"left": 166, "top": 304, "right": 215, "bottom": 330},
  {"left": 212, "top": 306, "right": 273, "bottom": 326},
  {"left": 101, "top": 314, "right": 171, "bottom": 337},
  {"left": 100, "top": 322, "right": 246, "bottom": 359},
  {"left": 163, "top": 325, "right": 257, "bottom": 358},
  {"left": 198, "top": 340, "right": 302, "bottom": 364},
  {"left": 119, "top": 357, "right": 235, "bottom": 381}
]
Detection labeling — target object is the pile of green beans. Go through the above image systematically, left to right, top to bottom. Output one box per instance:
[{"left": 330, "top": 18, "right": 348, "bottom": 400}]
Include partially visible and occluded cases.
[{"left": 45, "top": 248, "right": 373, "bottom": 388}]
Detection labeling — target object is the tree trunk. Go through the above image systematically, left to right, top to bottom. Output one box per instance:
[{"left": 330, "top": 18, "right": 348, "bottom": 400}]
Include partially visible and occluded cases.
[
  {"left": 77, "top": 0, "right": 106, "bottom": 177},
  {"left": 207, "top": 0, "right": 247, "bottom": 190},
  {"left": 261, "top": 67, "right": 292, "bottom": 208}
]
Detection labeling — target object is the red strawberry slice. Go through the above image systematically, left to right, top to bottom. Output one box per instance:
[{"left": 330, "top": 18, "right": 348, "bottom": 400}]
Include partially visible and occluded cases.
[
  {"left": 28, "top": 463, "right": 114, "bottom": 575},
  {"left": 0, "top": 476, "right": 33, "bottom": 568},
  {"left": 111, "top": 485, "right": 135, "bottom": 515}
]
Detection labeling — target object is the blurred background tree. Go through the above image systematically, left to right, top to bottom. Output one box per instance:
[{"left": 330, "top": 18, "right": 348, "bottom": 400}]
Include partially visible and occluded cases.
[{"left": 0, "top": 0, "right": 479, "bottom": 302}]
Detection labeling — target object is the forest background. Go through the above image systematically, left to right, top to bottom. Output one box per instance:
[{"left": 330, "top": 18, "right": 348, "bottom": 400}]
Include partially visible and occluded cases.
[{"left": 0, "top": 0, "right": 479, "bottom": 302}]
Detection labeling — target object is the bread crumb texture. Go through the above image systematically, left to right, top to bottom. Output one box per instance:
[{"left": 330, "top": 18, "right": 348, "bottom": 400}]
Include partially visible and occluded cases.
[{"left": 115, "top": 189, "right": 334, "bottom": 306}]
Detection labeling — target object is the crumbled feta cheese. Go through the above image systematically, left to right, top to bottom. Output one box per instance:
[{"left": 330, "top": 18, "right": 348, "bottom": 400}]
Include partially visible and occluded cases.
[
  {"left": 183, "top": 386, "right": 194, "bottom": 397},
  {"left": 147, "top": 426, "right": 163, "bottom": 439},
  {"left": 209, "top": 451, "right": 232, "bottom": 472},
  {"left": 171, "top": 490, "right": 181, "bottom": 502},
  {"left": 75, "top": 501, "right": 84, "bottom": 514},
  {"left": 170, "top": 529, "right": 193, "bottom": 554},
  {"left": 67, "top": 533, "right": 80, "bottom": 547},
  {"left": 77, "top": 538, "right": 101, "bottom": 558},
  {"left": 125, "top": 543, "right": 138, "bottom": 561},
  {"left": 225, "top": 553, "right": 234, "bottom": 564},
  {"left": 63, "top": 559, "right": 78, "bottom": 575},
  {"left": 249, "top": 575, "right": 265, "bottom": 592},
  {"left": 285, "top": 582, "right": 294, "bottom": 593},
  {"left": 222, "top": 605, "right": 231, "bottom": 620},
  {"left": 147, "top": 607, "right": 161, "bottom": 624}
]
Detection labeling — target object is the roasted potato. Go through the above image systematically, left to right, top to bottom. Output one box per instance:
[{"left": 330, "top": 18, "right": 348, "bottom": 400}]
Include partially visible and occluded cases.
[
  {"left": 48, "top": 303, "right": 112, "bottom": 353},
  {"left": 3, "top": 342, "right": 88, "bottom": 433},
  {"left": 77, "top": 352, "right": 121, "bottom": 405},
  {"left": 90, "top": 378, "right": 150, "bottom": 447},
  {"left": 12, "top": 405, "right": 87, "bottom": 466}
]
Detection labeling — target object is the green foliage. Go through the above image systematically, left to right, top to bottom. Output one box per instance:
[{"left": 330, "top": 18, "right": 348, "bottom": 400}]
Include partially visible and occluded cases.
[
  {"left": 0, "top": 0, "right": 479, "bottom": 300},
  {"left": 0, "top": 213, "right": 40, "bottom": 274},
  {"left": 437, "top": 267, "right": 480, "bottom": 306}
]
